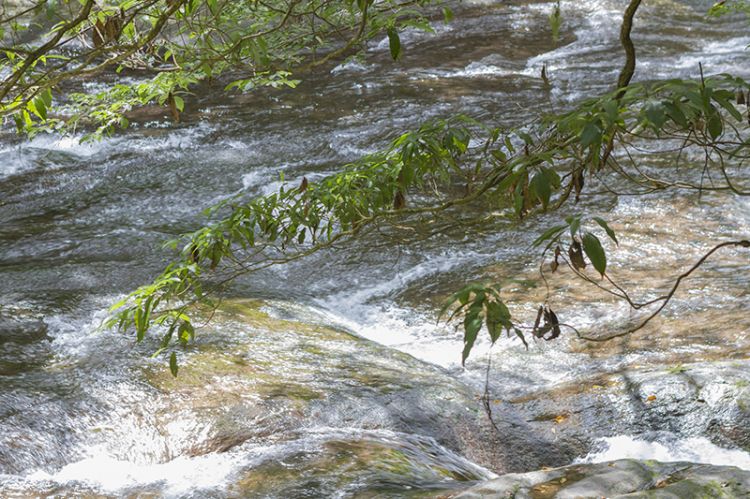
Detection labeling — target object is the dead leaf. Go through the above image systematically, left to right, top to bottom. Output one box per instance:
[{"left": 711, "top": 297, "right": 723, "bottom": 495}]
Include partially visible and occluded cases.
[
  {"left": 393, "top": 190, "right": 406, "bottom": 210},
  {"left": 569, "top": 240, "right": 586, "bottom": 270}
]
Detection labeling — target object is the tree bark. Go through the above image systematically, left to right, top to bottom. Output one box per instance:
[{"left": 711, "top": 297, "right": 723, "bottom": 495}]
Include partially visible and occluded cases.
[{"left": 617, "top": 0, "right": 642, "bottom": 95}]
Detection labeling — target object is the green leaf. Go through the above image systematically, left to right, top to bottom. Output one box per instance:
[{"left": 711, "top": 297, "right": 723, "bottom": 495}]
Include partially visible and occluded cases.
[
  {"left": 207, "top": 0, "right": 218, "bottom": 15},
  {"left": 548, "top": 1, "right": 562, "bottom": 42},
  {"left": 442, "top": 7, "right": 453, "bottom": 23},
  {"left": 387, "top": 27, "right": 401, "bottom": 61},
  {"left": 41, "top": 88, "right": 53, "bottom": 107},
  {"left": 713, "top": 91, "right": 743, "bottom": 121},
  {"left": 173, "top": 95, "right": 184, "bottom": 112},
  {"left": 603, "top": 99, "right": 619, "bottom": 124},
  {"left": 663, "top": 101, "right": 688, "bottom": 128},
  {"left": 645, "top": 102, "right": 667, "bottom": 130},
  {"left": 707, "top": 108, "right": 723, "bottom": 140},
  {"left": 580, "top": 120, "right": 601, "bottom": 147},
  {"left": 529, "top": 167, "right": 560, "bottom": 210},
  {"left": 529, "top": 171, "right": 551, "bottom": 209},
  {"left": 566, "top": 215, "right": 581, "bottom": 238},
  {"left": 592, "top": 217, "right": 618, "bottom": 245},
  {"left": 532, "top": 224, "right": 566, "bottom": 247},
  {"left": 582, "top": 232, "right": 606, "bottom": 276},
  {"left": 486, "top": 300, "right": 511, "bottom": 345},
  {"left": 462, "top": 312, "right": 483, "bottom": 366},
  {"left": 514, "top": 328, "right": 528, "bottom": 349},
  {"left": 169, "top": 351, "right": 179, "bottom": 377}
]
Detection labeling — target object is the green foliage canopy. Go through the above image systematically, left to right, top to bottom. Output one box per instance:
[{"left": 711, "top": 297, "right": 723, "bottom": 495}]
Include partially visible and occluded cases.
[{"left": 0, "top": 0, "right": 434, "bottom": 139}]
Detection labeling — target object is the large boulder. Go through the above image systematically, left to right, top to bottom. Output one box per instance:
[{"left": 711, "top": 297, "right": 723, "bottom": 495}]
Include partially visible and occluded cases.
[
  {"left": 140, "top": 300, "right": 578, "bottom": 474},
  {"left": 504, "top": 361, "right": 750, "bottom": 456},
  {"left": 455, "top": 459, "right": 750, "bottom": 498}
]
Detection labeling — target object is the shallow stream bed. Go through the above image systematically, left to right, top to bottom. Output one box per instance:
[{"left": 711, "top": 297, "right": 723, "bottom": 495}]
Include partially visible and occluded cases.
[{"left": 1, "top": 0, "right": 749, "bottom": 496}]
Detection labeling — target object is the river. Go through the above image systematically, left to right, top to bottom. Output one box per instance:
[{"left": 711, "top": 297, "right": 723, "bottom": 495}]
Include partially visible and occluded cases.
[{"left": 1, "top": 0, "right": 749, "bottom": 496}]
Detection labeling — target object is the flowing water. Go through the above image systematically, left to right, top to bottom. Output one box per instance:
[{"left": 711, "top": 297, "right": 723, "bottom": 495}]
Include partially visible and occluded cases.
[{"left": 1, "top": 0, "right": 750, "bottom": 496}]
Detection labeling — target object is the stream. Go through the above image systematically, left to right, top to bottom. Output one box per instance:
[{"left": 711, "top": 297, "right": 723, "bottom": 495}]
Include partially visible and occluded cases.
[{"left": 1, "top": 0, "right": 750, "bottom": 496}]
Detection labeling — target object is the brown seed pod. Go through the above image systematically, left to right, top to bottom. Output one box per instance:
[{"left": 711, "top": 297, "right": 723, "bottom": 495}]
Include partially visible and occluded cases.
[
  {"left": 92, "top": 17, "right": 122, "bottom": 47},
  {"left": 104, "top": 17, "right": 122, "bottom": 43},
  {"left": 92, "top": 20, "right": 105, "bottom": 48},
  {"left": 541, "top": 64, "right": 550, "bottom": 86},
  {"left": 737, "top": 90, "right": 746, "bottom": 106},
  {"left": 167, "top": 93, "right": 180, "bottom": 123},
  {"left": 397, "top": 169, "right": 406, "bottom": 188},
  {"left": 573, "top": 169, "right": 584, "bottom": 203},
  {"left": 298, "top": 176, "right": 308, "bottom": 193},
  {"left": 393, "top": 190, "right": 406, "bottom": 210},
  {"left": 568, "top": 240, "right": 586, "bottom": 270},
  {"left": 188, "top": 244, "right": 199, "bottom": 263},
  {"left": 550, "top": 246, "right": 561, "bottom": 272},
  {"left": 550, "top": 259, "right": 559, "bottom": 273},
  {"left": 532, "top": 305, "right": 544, "bottom": 337},
  {"left": 544, "top": 307, "right": 561, "bottom": 340}
]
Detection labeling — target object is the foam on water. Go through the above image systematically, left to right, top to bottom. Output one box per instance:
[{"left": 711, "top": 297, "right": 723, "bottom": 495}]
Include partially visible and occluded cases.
[
  {"left": 14, "top": 427, "right": 494, "bottom": 497},
  {"left": 577, "top": 435, "right": 750, "bottom": 470},
  {"left": 25, "top": 445, "right": 241, "bottom": 496}
]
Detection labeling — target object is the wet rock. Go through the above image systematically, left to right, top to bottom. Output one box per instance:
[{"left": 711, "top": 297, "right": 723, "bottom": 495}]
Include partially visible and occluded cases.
[
  {"left": 141, "top": 300, "right": 577, "bottom": 474},
  {"left": 0, "top": 315, "right": 49, "bottom": 344},
  {"left": 505, "top": 361, "right": 750, "bottom": 455},
  {"left": 231, "top": 431, "right": 485, "bottom": 498},
  {"left": 454, "top": 459, "right": 750, "bottom": 498}
]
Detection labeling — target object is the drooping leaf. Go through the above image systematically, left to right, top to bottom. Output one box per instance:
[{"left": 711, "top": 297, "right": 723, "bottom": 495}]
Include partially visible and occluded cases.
[
  {"left": 548, "top": 1, "right": 562, "bottom": 42},
  {"left": 442, "top": 6, "right": 453, "bottom": 23},
  {"left": 387, "top": 27, "right": 401, "bottom": 61},
  {"left": 714, "top": 91, "right": 743, "bottom": 121},
  {"left": 173, "top": 95, "right": 185, "bottom": 112},
  {"left": 644, "top": 101, "right": 667, "bottom": 131},
  {"left": 663, "top": 101, "right": 689, "bottom": 128},
  {"left": 706, "top": 108, "right": 723, "bottom": 139},
  {"left": 580, "top": 120, "right": 602, "bottom": 147},
  {"left": 529, "top": 168, "right": 559, "bottom": 210},
  {"left": 572, "top": 169, "right": 585, "bottom": 203},
  {"left": 566, "top": 215, "right": 581, "bottom": 238},
  {"left": 592, "top": 217, "right": 618, "bottom": 245},
  {"left": 532, "top": 224, "right": 566, "bottom": 247},
  {"left": 582, "top": 232, "right": 606, "bottom": 276},
  {"left": 568, "top": 240, "right": 586, "bottom": 270},
  {"left": 485, "top": 300, "right": 511, "bottom": 344},
  {"left": 532, "top": 305, "right": 544, "bottom": 337},
  {"left": 543, "top": 307, "right": 561, "bottom": 340},
  {"left": 462, "top": 311, "right": 483, "bottom": 366},
  {"left": 514, "top": 328, "right": 529, "bottom": 349},
  {"left": 169, "top": 351, "right": 179, "bottom": 377}
]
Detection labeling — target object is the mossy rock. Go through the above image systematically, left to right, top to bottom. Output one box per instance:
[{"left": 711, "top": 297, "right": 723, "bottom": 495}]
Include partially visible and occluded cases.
[
  {"left": 139, "top": 299, "right": 578, "bottom": 475},
  {"left": 230, "top": 433, "right": 485, "bottom": 498}
]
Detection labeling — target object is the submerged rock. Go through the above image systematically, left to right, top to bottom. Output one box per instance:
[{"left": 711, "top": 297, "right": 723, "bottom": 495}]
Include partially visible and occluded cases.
[
  {"left": 140, "top": 300, "right": 577, "bottom": 475},
  {"left": 0, "top": 315, "right": 48, "bottom": 345},
  {"left": 505, "top": 361, "right": 750, "bottom": 457},
  {"left": 230, "top": 430, "right": 486, "bottom": 498},
  {"left": 454, "top": 459, "right": 750, "bottom": 498}
]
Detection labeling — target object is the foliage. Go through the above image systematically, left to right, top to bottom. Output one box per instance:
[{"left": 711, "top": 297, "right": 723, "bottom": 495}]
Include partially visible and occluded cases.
[
  {"left": 0, "top": 0, "right": 435, "bottom": 140},
  {"left": 104, "top": 69, "right": 750, "bottom": 369}
]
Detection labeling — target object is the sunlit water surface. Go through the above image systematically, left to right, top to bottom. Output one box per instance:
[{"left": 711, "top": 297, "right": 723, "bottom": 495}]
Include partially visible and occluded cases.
[{"left": 1, "top": 0, "right": 749, "bottom": 496}]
